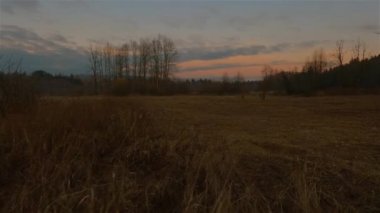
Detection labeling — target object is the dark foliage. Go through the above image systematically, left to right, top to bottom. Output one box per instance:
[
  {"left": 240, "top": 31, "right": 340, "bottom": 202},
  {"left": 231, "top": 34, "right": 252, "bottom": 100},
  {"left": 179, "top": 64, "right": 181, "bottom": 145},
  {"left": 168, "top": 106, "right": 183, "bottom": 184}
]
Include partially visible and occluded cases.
[
  {"left": 264, "top": 55, "right": 380, "bottom": 95},
  {"left": 31, "top": 70, "right": 84, "bottom": 96},
  {"left": 0, "top": 72, "right": 37, "bottom": 116}
]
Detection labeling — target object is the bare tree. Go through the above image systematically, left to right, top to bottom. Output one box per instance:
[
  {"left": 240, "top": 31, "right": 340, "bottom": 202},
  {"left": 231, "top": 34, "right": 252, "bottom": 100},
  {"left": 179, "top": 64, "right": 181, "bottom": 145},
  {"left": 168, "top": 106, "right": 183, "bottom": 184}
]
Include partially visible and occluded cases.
[
  {"left": 87, "top": 35, "right": 178, "bottom": 94},
  {"left": 162, "top": 36, "right": 177, "bottom": 80},
  {"left": 151, "top": 37, "right": 162, "bottom": 89},
  {"left": 139, "top": 38, "right": 151, "bottom": 81},
  {"left": 352, "top": 39, "right": 362, "bottom": 61},
  {"left": 130, "top": 40, "right": 139, "bottom": 80},
  {"left": 335, "top": 40, "right": 344, "bottom": 66},
  {"left": 361, "top": 41, "right": 367, "bottom": 60},
  {"left": 103, "top": 43, "right": 114, "bottom": 80},
  {"left": 121, "top": 43, "right": 130, "bottom": 78},
  {"left": 88, "top": 46, "right": 101, "bottom": 94},
  {"left": 115, "top": 47, "right": 124, "bottom": 79},
  {"left": 304, "top": 49, "right": 328, "bottom": 73},
  {"left": 0, "top": 57, "right": 35, "bottom": 117},
  {"left": 260, "top": 65, "right": 275, "bottom": 100},
  {"left": 221, "top": 72, "right": 230, "bottom": 94},
  {"left": 222, "top": 72, "right": 230, "bottom": 83},
  {"left": 234, "top": 72, "right": 245, "bottom": 99}
]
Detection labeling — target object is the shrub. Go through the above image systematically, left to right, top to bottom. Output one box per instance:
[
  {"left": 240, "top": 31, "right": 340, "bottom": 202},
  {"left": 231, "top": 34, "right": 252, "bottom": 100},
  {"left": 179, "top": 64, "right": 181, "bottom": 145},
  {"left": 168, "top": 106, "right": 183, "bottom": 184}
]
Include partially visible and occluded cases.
[
  {"left": 0, "top": 72, "right": 37, "bottom": 117},
  {"left": 110, "top": 79, "right": 130, "bottom": 96}
]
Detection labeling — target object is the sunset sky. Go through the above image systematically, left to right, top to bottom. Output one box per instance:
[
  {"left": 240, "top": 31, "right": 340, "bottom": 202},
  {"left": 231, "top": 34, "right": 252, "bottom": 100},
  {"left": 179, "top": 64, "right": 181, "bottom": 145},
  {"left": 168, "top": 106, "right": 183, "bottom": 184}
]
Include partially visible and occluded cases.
[{"left": 1, "top": 0, "right": 379, "bottom": 79}]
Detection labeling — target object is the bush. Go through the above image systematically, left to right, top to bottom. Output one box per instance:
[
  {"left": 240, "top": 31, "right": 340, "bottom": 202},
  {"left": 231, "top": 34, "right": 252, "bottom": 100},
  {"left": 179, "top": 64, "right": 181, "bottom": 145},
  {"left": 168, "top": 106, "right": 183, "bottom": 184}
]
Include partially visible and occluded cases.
[
  {"left": 0, "top": 72, "right": 37, "bottom": 117},
  {"left": 110, "top": 79, "right": 130, "bottom": 96}
]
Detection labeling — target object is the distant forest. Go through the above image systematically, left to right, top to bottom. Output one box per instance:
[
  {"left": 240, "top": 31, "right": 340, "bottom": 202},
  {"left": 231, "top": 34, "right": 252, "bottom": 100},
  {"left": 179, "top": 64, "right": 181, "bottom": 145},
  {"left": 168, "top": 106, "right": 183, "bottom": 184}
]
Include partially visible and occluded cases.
[
  {"left": 1, "top": 38, "right": 380, "bottom": 98},
  {"left": 259, "top": 39, "right": 380, "bottom": 96},
  {"left": 261, "top": 53, "right": 380, "bottom": 96}
]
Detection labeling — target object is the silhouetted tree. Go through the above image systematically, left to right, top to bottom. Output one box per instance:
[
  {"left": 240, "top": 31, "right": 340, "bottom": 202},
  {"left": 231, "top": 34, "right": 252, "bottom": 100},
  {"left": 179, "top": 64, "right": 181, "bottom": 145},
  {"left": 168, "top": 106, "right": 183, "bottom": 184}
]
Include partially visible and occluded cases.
[
  {"left": 87, "top": 35, "right": 178, "bottom": 95},
  {"left": 161, "top": 35, "right": 177, "bottom": 80},
  {"left": 151, "top": 37, "right": 162, "bottom": 89},
  {"left": 139, "top": 38, "right": 151, "bottom": 82},
  {"left": 352, "top": 39, "right": 364, "bottom": 62},
  {"left": 130, "top": 40, "right": 139, "bottom": 80},
  {"left": 335, "top": 40, "right": 345, "bottom": 66},
  {"left": 121, "top": 43, "right": 130, "bottom": 78},
  {"left": 259, "top": 43, "right": 380, "bottom": 95},
  {"left": 88, "top": 46, "right": 101, "bottom": 94},
  {"left": 0, "top": 57, "right": 36, "bottom": 116},
  {"left": 260, "top": 65, "right": 275, "bottom": 100},
  {"left": 234, "top": 72, "right": 245, "bottom": 99}
]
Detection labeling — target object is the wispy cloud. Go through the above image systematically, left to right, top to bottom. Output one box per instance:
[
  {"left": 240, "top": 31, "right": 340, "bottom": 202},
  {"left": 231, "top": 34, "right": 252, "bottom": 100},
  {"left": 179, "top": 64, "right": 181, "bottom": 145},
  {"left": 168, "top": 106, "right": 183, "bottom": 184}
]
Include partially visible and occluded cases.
[
  {"left": 1, "top": 0, "right": 40, "bottom": 14},
  {"left": 360, "top": 24, "right": 380, "bottom": 35},
  {"left": 0, "top": 25, "right": 86, "bottom": 73},
  {"left": 0, "top": 25, "right": 81, "bottom": 54},
  {"left": 178, "top": 40, "right": 327, "bottom": 62},
  {"left": 179, "top": 45, "right": 266, "bottom": 62},
  {"left": 179, "top": 60, "right": 296, "bottom": 73}
]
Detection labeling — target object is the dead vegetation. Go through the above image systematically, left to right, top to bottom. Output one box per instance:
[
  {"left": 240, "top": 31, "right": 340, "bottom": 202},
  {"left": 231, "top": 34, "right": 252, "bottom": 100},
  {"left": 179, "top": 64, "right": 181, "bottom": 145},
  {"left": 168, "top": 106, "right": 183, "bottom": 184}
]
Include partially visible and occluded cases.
[
  {"left": 0, "top": 58, "right": 37, "bottom": 117},
  {"left": 0, "top": 97, "right": 379, "bottom": 212}
]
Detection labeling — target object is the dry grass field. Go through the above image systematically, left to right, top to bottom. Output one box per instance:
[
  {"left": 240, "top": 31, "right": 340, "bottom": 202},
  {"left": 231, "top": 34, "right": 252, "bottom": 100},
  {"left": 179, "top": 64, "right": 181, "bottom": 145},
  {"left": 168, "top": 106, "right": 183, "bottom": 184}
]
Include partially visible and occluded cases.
[{"left": 1, "top": 95, "right": 380, "bottom": 212}]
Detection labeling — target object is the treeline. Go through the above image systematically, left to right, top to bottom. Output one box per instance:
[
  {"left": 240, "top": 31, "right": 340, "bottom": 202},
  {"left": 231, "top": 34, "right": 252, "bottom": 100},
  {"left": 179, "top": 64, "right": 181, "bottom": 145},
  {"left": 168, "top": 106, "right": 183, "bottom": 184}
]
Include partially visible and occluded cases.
[
  {"left": 88, "top": 35, "right": 178, "bottom": 95},
  {"left": 2, "top": 37, "right": 379, "bottom": 103},
  {"left": 261, "top": 40, "right": 380, "bottom": 96},
  {"left": 0, "top": 55, "right": 89, "bottom": 117},
  {"left": 0, "top": 69, "right": 87, "bottom": 114},
  {"left": 31, "top": 70, "right": 84, "bottom": 95},
  {"left": 181, "top": 73, "right": 255, "bottom": 95},
  {"left": 106, "top": 74, "right": 254, "bottom": 96}
]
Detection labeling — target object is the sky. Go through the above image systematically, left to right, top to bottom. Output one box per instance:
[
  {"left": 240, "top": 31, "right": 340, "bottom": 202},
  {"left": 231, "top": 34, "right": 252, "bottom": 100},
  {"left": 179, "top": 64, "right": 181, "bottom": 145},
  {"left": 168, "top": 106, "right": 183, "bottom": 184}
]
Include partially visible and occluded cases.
[{"left": 0, "top": 0, "right": 379, "bottom": 80}]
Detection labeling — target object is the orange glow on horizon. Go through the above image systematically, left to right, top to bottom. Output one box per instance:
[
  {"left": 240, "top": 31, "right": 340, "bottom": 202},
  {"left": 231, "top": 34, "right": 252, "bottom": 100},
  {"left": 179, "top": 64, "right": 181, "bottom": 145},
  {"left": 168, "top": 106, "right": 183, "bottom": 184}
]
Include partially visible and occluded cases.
[
  {"left": 176, "top": 48, "right": 313, "bottom": 79},
  {"left": 176, "top": 64, "right": 298, "bottom": 79}
]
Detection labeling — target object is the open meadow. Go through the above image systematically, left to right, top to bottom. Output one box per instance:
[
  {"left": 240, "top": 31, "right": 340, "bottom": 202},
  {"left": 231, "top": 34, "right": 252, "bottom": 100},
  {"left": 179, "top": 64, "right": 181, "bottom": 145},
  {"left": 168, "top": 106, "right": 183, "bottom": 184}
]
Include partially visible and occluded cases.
[
  {"left": 2, "top": 1, "right": 380, "bottom": 212},
  {"left": 1, "top": 95, "right": 380, "bottom": 212}
]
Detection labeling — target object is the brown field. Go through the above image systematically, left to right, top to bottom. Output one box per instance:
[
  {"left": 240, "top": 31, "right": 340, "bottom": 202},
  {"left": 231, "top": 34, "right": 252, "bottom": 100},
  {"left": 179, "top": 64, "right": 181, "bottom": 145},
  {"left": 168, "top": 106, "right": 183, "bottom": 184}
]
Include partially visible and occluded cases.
[{"left": 1, "top": 95, "right": 380, "bottom": 212}]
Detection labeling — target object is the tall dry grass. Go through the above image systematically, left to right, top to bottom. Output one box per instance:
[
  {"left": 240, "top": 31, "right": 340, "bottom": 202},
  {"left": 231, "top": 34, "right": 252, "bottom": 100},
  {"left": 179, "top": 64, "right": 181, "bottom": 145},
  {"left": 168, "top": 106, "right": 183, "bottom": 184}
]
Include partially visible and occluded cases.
[
  {"left": 0, "top": 72, "right": 37, "bottom": 117},
  {"left": 0, "top": 98, "right": 378, "bottom": 212},
  {"left": 0, "top": 98, "right": 245, "bottom": 212}
]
